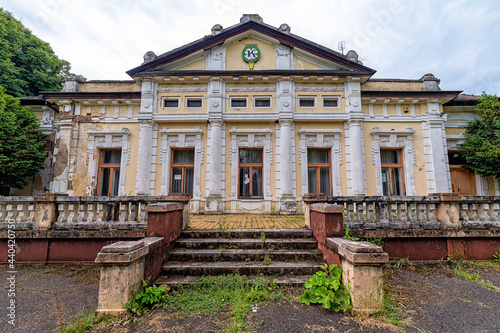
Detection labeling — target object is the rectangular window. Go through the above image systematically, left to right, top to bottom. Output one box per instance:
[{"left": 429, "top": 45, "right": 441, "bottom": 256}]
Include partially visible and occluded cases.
[
  {"left": 163, "top": 97, "right": 179, "bottom": 108},
  {"left": 186, "top": 97, "right": 202, "bottom": 108},
  {"left": 230, "top": 97, "right": 248, "bottom": 108},
  {"left": 254, "top": 97, "right": 271, "bottom": 108},
  {"left": 299, "top": 97, "right": 316, "bottom": 108},
  {"left": 323, "top": 97, "right": 339, "bottom": 108},
  {"left": 170, "top": 149, "right": 195, "bottom": 197},
  {"left": 239, "top": 149, "right": 263, "bottom": 198},
  {"left": 307, "top": 149, "right": 331, "bottom": 196},
  {"left": 98, "top": 150, "right": 121, "bottom": 196},
  {"left": 380, "top": 150, "right": 405, "bottom": 196}
]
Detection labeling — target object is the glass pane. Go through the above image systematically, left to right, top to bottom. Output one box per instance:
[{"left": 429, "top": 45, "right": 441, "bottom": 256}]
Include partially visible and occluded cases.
[
  {"left": 255, "top": 98, "right": 270, "bottom": 107},
  {"left": 299, "top": 98, "right": 315, "bottom": 107},
  {"left": 323, "top": 98, "right": 338, "bottom": 107},
  {"left": 165, "top": 99, "right": 178, "bottom": 108},
  {"left": 187, "top": 99, "right": 202, "bottom": 108},
  {"left": 231, "top": 99, "right": 247, "bottom": 107},
  {"left": 239, "top": 149, "right": 262, "bottom": 164},
  {"left": 102, "top": 150, "right": 121, "bottom": 164},
  {"left": 173, "top": 150, "right": 194, "bottom": 164},
  {"left": 308, "top": 150, "right": 329, "bottom": 164},
  {"left": 381, "top": 150, "right": 399, "bottom": 164},
  {"left": 448, "top": 152, "right": 466, "bottom": 165},
  {"left": 184, "top": 167, "right": 194, "bottom": 197},
  {"left": 239, "top": 167, "right": 250, "bottom": 197},
  {"left": 252, "top": 167, "right": 263, "bottom": 197},
  {"left": 308, "top": 167, "right": 318, "bottom": 194},
  {"left": 320, "top": 167, "right": 331, "bottom": 196},
  {"left": 381, "top": 167, "right": 390, "bottom": 196},
  {"left": 99, "top": 168, "right": 111, "bottom": 196},
  {"left": 111, "top": 168, "right": 120, "bottom": 196},
  {"left": 171, "top": 168, "right": 182, "bottom": 194},
  {"left": 391, "top": 168, "right": 402, "bottom": 196}
]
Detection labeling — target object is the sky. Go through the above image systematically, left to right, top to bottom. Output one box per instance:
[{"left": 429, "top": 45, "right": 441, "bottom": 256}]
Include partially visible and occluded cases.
[{"left": 2, "top": 0, "right": 500, "bottom": 95}]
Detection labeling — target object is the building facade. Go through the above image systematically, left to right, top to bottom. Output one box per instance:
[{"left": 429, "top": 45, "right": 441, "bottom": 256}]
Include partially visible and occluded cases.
[{"left": 19, "top": 14, "right": 500, "bottom": 213}]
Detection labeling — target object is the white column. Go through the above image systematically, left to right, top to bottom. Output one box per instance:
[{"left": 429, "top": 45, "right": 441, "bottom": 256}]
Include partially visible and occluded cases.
[
  {"left": 426, "top": 101, "right": 451, "bottom": 194},
  {"left": 348, "top": 119, "right": 366, "bottom": 195},
  {"left": 135, "top": 120, "right": 153, "bottom": 195},
  {"left": 207, "top": 120, "right": 223, "bottom": 196},
  {"left": 280, "top": 120, "right": 293, "bottom": 196}
]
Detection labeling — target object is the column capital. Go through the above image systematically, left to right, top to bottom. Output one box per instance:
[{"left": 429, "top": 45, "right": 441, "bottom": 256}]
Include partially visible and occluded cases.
[
  {"left": 209, "top": 119, "right": 223, "bottom": 126},
  {"left": 279, "top": 119, "right": 293, "bottom": 126}
]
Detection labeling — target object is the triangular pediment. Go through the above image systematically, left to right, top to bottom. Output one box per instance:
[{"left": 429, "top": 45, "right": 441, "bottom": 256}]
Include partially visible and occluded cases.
[{"left": 127, "top": 21, "right": 376, "bottom": 77}]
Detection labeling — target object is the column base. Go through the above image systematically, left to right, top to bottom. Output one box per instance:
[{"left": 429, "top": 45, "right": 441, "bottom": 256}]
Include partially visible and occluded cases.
[
  {"left": 205, "top": 195, "right": 224, "bottom": 214},
  {"left": 278, "top": 195, "right": 297, "bottom": 215}
]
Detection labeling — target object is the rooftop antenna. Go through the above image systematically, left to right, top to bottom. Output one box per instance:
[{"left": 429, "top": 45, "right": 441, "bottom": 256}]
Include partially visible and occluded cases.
[{"left": 338, "top": 41, "right": 346, "bottom": 55}]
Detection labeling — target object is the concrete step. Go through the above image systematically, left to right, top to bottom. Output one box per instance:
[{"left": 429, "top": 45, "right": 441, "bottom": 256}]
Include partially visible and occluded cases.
[
  {"left": 181, "top": 228, "right": 313, "bottom": 239},
  {"left": 175, "top": 238, "right": 318, "bottom": 250},
  {"left": 169, "top": 248, "right": 323, "bottom": 262},
  {"left": 161, "top": 261, "right": 323, "bottom": 276},
  {"left": 154, "top": 275, "right": 312, "bottom": 288}
]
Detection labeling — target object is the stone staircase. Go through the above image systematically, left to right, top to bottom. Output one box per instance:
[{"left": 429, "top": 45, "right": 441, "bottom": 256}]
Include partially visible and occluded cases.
[{"left": 155, "top": 228, "right": 323, "bottom": 287}]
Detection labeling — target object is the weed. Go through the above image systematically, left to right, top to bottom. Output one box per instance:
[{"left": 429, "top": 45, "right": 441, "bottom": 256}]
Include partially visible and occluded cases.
[
  {"left": 343, "top": 226, "right": 360, "bottom": 241},
  {"left": 260, "top": 232, "right": 266, "bottom": 243},
  {"left": 208, "top": 244, "right": 215, "bottom": 249},
  {"left": 219, "top": 247, "right": 226, "bottom": 252},
  {"left": 494, "top": 253, "right": 500, "bottom": 264},
  {"left": 263, "top": 254, "right": 271, "bottom": 265},
  {"left": 385, "top": 258, "right": 412, "bottom": 271},
  {"left": 300, "top": 264, "right": 352, "bottom": 312},
  {"left": 453, "top": 266, "right": 496, "bottom": 290},
  {"left": 125, "top": 279, "right": 169, "bottom": 315},
  {"left": 60, "top": 309, "right": 114, "bottom": 333}
]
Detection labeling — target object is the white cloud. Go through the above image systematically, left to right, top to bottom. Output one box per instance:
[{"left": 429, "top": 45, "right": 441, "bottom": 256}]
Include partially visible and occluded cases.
[{"left": 3, "top": 0, "right": 499, "bottom": 93}]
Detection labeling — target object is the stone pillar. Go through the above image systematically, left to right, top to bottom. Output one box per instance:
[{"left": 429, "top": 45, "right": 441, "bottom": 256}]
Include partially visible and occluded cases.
[
  {"left": 345, "top": 80, "right": 366, "bottom": 196},
  {"left": 426, "top": 110, "right": 451, "bottom": 194},
  {"left": 348, "top": 118, "right": 366, "bottom": 195},
  {"left": 278, "top": 119, "right": 296, "bottom": 213},
  {"left": 135, "top": 120, "right": 154, "bottom": 195},
  {"left": 206, "top": 120, "right": 223, "bottom": 213},
  {"left": 33, "top": 193, "right": 67, "bottom": 229},
  {"left": 302, "top": 193, "right": 327, "bottom": 228},
  {"left": 310, "top": 203, "right": 344, "bottom": 265},
  {"left": 328, "top": 238, "right": 388, "bottom": 314},
  {"left": 95, "top": 240, "right": 148, "bottom": 314}
]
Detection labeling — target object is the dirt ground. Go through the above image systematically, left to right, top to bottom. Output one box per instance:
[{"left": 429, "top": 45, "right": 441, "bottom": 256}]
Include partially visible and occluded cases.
[{"left": 1, "top": 262, "right": 499, "bottom": 333}]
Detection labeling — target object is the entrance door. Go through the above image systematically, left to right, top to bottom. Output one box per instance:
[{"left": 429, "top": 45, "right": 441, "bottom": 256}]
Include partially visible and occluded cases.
[{"left": 450, "top": 166, "right": 476, "bottom": 195}]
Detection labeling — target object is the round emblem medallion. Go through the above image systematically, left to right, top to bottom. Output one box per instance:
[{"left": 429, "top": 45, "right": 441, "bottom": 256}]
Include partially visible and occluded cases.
[{"left": 242, "top": 45, "right": 261, "bottom": 63}]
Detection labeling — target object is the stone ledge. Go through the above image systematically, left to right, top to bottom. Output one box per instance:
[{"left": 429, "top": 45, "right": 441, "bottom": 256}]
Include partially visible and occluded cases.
[
  {"left": 146, "top": 202, "right": 183, "bottom": 213},
  {"left": 310, "top": 203, "right": 344, "bottom": 214},
  {"left": 0, "top": 229, "right": 146, "bottom": 239},
  {"left": 327, "top": 238, "right": 389, "bottom": 265},
  {"left": 101, "top": 240, "right": 145, "bottom": 253},
  {"left": 95, "top": 242, "right": 148, "bottom": 265}
]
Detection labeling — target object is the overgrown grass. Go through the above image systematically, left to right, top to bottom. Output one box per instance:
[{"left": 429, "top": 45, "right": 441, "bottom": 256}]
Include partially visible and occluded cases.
[
  {"left": 453, "top": 266, "right": 496, "bottom": 290},
  {"left": 128, "top": 274, "right": 290, "bottom": 333},
  {"left": 60, "top": 310, "right": 114, "bottom": 333}
]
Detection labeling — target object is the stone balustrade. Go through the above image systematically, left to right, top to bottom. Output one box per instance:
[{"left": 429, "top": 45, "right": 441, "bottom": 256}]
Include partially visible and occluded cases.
[
  {"left": 303, "top": 194, "right": 500, "bottom": 231},
  {"left": 0, "top": 195, "right": 190, "bottom": 230}
]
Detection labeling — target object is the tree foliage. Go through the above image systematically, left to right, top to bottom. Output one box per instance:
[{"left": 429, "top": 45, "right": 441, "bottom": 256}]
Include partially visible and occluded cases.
[
  {"left": 0, "top": 8, "right": 71, "bottom": 97},
  {"left": 0, "top": 86, "right": 47, "bottom": 191},
  {"left": 459, "top": 94, "right": 500, "bottom": 179}
]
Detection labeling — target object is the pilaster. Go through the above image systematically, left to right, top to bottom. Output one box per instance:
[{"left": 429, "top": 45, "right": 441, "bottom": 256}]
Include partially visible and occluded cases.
[{"left": 135, "top": 120, "right": 154, "bottom": 195}]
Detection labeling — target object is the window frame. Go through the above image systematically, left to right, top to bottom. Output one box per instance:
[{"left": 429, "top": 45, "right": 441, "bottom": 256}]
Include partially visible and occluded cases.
[
  {"left": 230, "top": 96, "right": 248, "bottom": 109},
  {"left": 253, "top": 96, "right": 272, "bottom": 108},
  {"left": 298, "top": 96, "right": 316, "bottom": 108},
  {"left": 322, "top": 96, "right": 340, "bottom": 108},
  {"left": 162, "top": 97, "right": 180, "bottom": 109},
  {"left": 185, "top": 97, "right": 203, "bottom": 109},
  {"left": 97, "top": 148, "right": 122, "bottom": 196},
  {"left": 170, "top": 148, "right": 195, "bottom": 197},
  {"left": 238, "top": 148, "right": 264, "bottom": 199},
  {"left": 307, "top": 148, "right": 332, "bottom": 196},
  {"left": 380, "top": 149, "right": 405, "bottom": 196}
]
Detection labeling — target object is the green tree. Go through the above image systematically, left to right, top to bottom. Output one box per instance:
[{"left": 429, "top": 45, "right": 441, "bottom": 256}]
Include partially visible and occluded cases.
[
  {"left": 0, "top": 8, "right": 72, "bottom": 97},
  {"left": 0, "top": 86, "right": 47, "bottom": 194},
  {"left": 459, "top": 93, "right": 500, "bottom": 179}
]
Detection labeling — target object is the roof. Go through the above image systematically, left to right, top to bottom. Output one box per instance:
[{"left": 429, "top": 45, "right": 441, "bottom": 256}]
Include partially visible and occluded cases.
[
  {"left": 127, "top": 20, "right": 376, "bottom": 77},
  {"left": 362, "top": 90, "right": 462, "bottom": 100},
  {"left": 40, "top": 91, "right": 141, "bottom": 100}
]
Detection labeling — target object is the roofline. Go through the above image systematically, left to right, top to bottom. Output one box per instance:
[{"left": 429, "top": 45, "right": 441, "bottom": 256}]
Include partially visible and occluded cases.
[
  {"left": 126, "top": 21, "right": 376, "bottom": 77},
  {"left": 133, "top": 69, "right": 373, "bottom": 78},
  {"left": 367, "top": 78, "right": 423, "bottom": 83},
  {"left": 361, "top": 90, "right": 462, "bottom": 99},
  {"left": 40, "top": 91, "right": 141, "bottom": 99},
  {"left": 20, "top": 97, "right": 59, "bottom": 112},
  {"left": 443, "top": 98, "right": 479, "bottom": 107}
]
